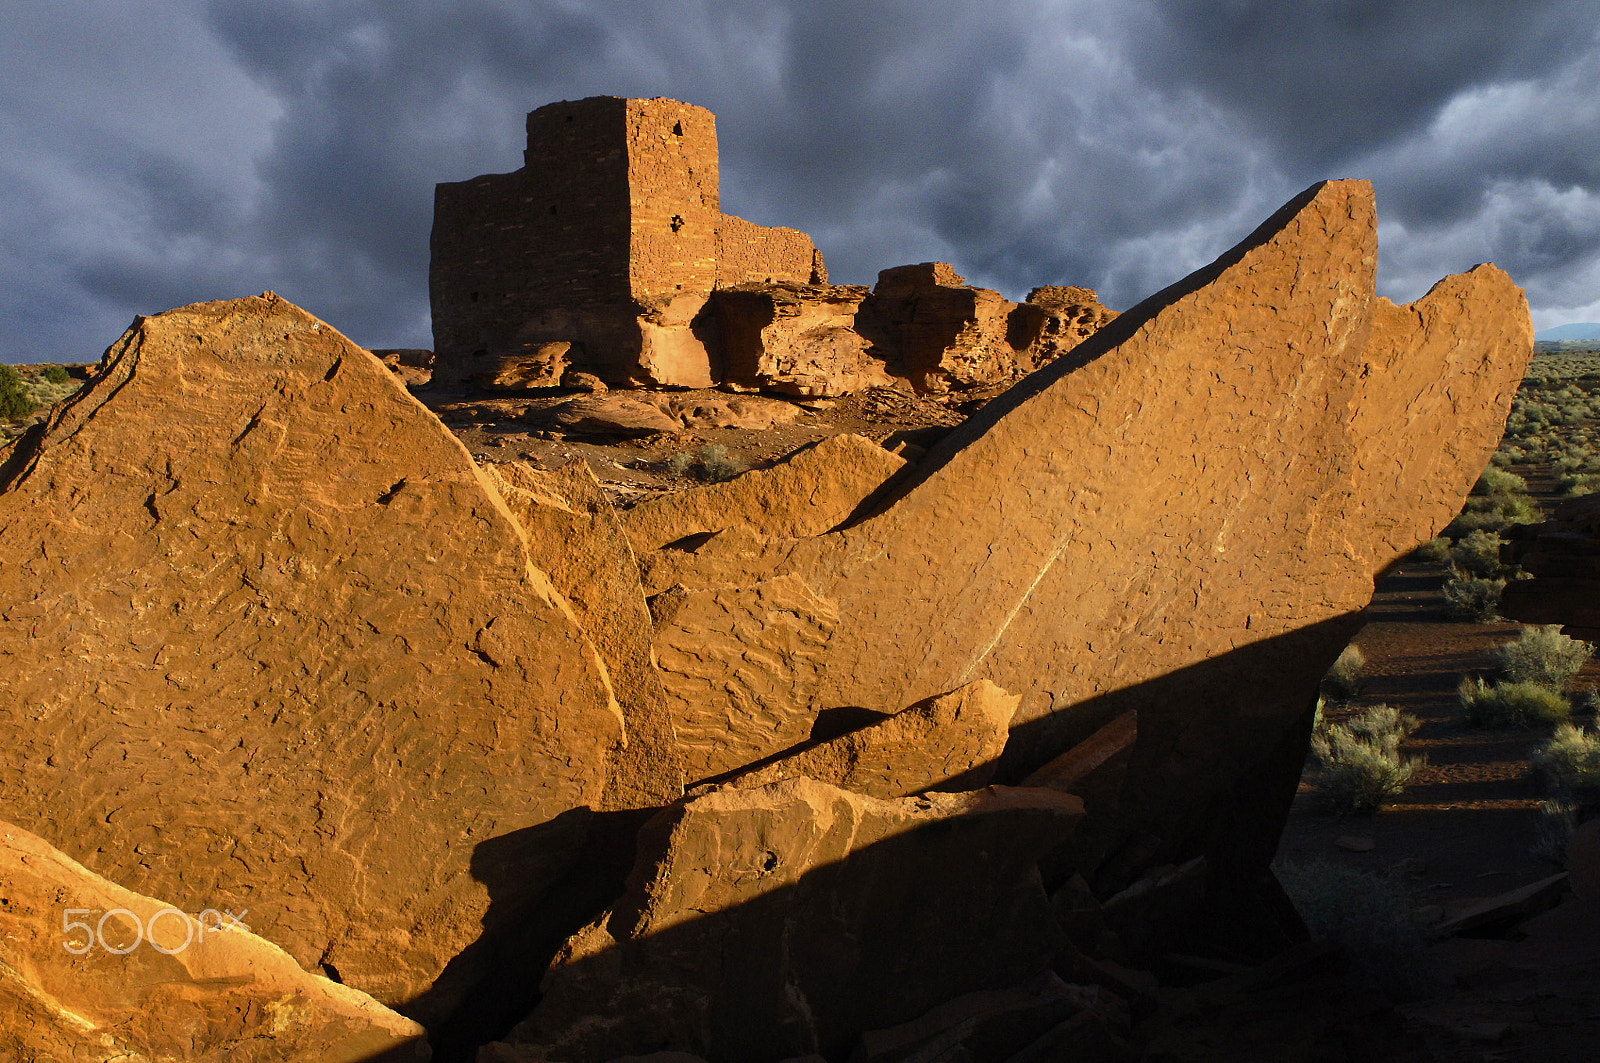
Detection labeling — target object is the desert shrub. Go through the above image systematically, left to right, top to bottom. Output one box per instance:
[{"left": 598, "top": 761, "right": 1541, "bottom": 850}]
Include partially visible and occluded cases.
[
  {"left": 42, "top": 364, "right": 69, "bottom": 384},
  {"left": 0, "top": 365, "right": 35, "bottom": 421},
  {"left": 667, "top": 444, "right": 748, "bottom": 483},
  {"left": 694, "top": 444, "right": 747, "bottom": 482},
  {"left": 1474, "top": 467, "right": 1527, "bottom": 496},
  {"left": 1558, "top": 473, "right": 1600, "bottom": 497},
  {"left": 1449, "top": 530, "right": 1503, "bottom": 578},
  {"left": 1411, "top": 537, "right": 1452, "bottom": 564},
  {"left": 1442, "top": 575, "right": 1504, "bottom": 621},
  {"left": 1492, "top": 625, "right": 1594, "bottom": 692},
  {"left": 1320, "top": 644, "right": 1366, "bottom": 702},
  {"left": 1457, "top": 676, "right": 1571, "bottom": 728},
  {"left": 1308, "top": 703, "right": 1423, "bottom": 815},
  {"left": 1530, "top": 723, "right": 1600, "bottom": 795},
  {"left": 1533, "top": 799, "right": 1579, "bottom": 862},
  {"left": 1274, "top": 860, "right": 1432, "bottom": 998}
]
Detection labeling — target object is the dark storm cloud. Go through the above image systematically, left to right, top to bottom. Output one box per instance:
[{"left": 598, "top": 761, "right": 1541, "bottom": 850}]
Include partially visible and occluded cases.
[{"left": 4, "top": 0, "right": 1599, "bottom": 363}]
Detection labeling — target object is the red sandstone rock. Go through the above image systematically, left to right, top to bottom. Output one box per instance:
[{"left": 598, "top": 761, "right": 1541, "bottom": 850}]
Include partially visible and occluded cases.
[
  {"left": 644, "top": 180, "right": 1532, "bottom": 897},
  {"left": 865, "top": 263, "right": 1040, "bottom": 394},
  {"left": 713, "top": 282, "right": 899, "bottom": 396},
  {"left": 1024, "top": 285, "right": 1119, "bottom": 365},
  {"left": 0, "top": 295, "right": 624, "bottom": 1023},
  {"left": 619, "top": 433, "right": 906, "bottom": 553},
  {"left": 484, "top": 461, "right": 685, "bottom": 809},
  {"left": 1502, "top": 492, "right": 1600, "bottom": 639},
  {"left": 720, "top": 678, "right": 1018, "bottom": 797},
  {"left": 519, "top": 779, "right": 1082, "bottom": 1061},
  {"left": 0, "top": 819, "right": 428, "bottom": 1061}
]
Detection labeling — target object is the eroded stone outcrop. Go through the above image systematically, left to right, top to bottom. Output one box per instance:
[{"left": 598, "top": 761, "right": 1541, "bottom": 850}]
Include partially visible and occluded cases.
[
  {"left": 642, "top": 180, "right": 1532, "bottom": 895},
  {"left": 865, "top": 262, "right": 1041, "bottom": 394},
  {"left": 715, "top": 282, "right": 897, "bottom": 396},
  {"left": 0, "top": 295, "right": 624, "bottom": 1023},
  {"left": 619, "top": 433, "right": 906, "bottom": 553},
  {"left": 484, "top": 461, "right": 685, "bottom": 809},
  {"left": 1502, "top": 492, "right": 1600, "bottom": 639},
  {"left": 721, "top": 678, "right": 1019, "bottom": 798},
  {"left": 517, "top": 779, "right": 1082, "bottom": 1062},
  {"left": 0, "top": 820, "right": 429, "bottom": 1062}
]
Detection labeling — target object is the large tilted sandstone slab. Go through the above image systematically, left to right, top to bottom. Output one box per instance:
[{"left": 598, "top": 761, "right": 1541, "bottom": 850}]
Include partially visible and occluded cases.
[
  {"left": 645, "top": 180, "right": 1533, "bottom": 889},
  {"left": 0, "top": 295, "right": 625, "bottom": 1022},
  {"left": 483, "top": 461, "right": 685, "bottom": 809},
  {"left": 515, "top": 779, "right": 1083, "bottom": 1062},
  {"left": 0, "top": 820, "right": 429, "bottom": 1061}
]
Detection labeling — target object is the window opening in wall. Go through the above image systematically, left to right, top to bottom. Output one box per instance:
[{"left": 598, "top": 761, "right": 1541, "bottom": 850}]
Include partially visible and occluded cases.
[
  {"left": 672, "top": 121, "right": 683, "bottom": 136},
  {"left": 550, "top": 205, "right": 557, "bottom": 215},
  {"left": 470, "top": 291, "right": 479, "bottom": 302}
]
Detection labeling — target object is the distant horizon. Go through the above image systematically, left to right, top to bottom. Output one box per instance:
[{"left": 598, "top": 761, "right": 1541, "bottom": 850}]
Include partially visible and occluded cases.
[{"left": 1535, "top": 321, "right": 1600, "bottom": 341}]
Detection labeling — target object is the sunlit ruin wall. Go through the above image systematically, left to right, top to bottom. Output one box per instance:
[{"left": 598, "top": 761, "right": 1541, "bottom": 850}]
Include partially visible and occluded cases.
[{"left": 430, "top": 96, "right": 824, "bottom": 387}]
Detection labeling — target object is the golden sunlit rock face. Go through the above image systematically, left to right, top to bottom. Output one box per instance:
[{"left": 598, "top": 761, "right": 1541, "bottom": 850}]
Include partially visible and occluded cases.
[{"left": 0, "top": 136, "right": 1534, "bottom": 1060}]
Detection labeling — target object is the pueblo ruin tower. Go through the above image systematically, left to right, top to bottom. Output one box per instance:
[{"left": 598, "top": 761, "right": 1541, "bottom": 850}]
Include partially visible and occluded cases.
[{"left": 430, "top": 96, "right": 826, "bottom": 387}]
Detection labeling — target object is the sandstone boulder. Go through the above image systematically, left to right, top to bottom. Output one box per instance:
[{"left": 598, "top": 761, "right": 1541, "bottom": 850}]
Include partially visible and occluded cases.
[
  {"left": 644, "top": 181, "right": 1532, "bottom": 897},
  {"left": 865, "top": 263, "right": 1040, "bottom": 394},
  {"left": 713, "top": 282, "right": 898, "bottom": 396},
  {"left": 1024, "top": 286, "right": 1118, "bottom": 365},
  {"left": 0, "top": 295, "right": 624, "bottom": 1022},
  {"left": 550, "top": 394, "right": 683, "bottom": 436},
  {"left": 620, "top": 433, "right": 906, "bottom": 553},
  {"left": 483, "top": 460, "right": 685, "bottom": 809},
  {"left": 1501, "top": 492, "right": 1600, "bottom": 639},
  {"left": 651, "top": 574, "right": 839, "bottom": 783},
  {"left": 721, "top": 678, "right": 1019, "bottom": 798},
  {"left": 519, "top": 779, "right": 1083, "bottom": 1062},
  {"left": 0, "top": 819, "right": 428, "bottom": 1061}
]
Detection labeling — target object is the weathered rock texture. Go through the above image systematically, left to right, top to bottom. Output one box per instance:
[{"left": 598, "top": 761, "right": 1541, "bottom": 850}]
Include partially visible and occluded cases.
[
  {"left": 431, "top": 97, "right": 824, "bottom": 389},
  {"left": 641, "top": 180, "right": 1532, "bottom": 894},
  {"left": 715, "top": 282, "right": 896, "bottom": 396},
  {"left": 1025, "top": 285, "right": 1119, "bottom": 363},
  {"left": 0, "top": 295, "right": 625, "bottom": 1022},
  {"left": 619, "top": 433, "right": 906, "bottom": 553},
  {"left": 483, "top": 461, "right": 685, "bottom": 809},
  {"left": 1502, "top": 492, "right": 1600, "bottom": 639},
  {"left": 720, "top": 678, "right": 1019, "bottom": 798},
  {"left": 519, "top": 779, "right": 1082, "bottom": 1062},
  {"left": 0, "top": 820, "right": 430, "bottom": 1062}
]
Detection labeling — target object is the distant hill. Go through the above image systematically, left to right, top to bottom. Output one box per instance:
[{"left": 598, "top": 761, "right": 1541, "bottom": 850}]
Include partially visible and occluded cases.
[{"left": 1536, "top": 322, "right": 1600, "bottom": 341}]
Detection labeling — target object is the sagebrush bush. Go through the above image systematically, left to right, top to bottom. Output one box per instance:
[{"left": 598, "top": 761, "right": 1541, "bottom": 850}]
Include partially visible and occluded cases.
[
  {"left": 42, "top": 364, "right": 70, "bottom": 384},
  {"left": 0, "top": 365, "right": 35, "bottom": 421},
  {"left": 665, "top": 444, "right": 748, "bottom": 482},
  {"left": 694, "top": 444, "right": 747, "bottom": 482},
  {"left": 1475, "top": 467, "right": 1527, "bottom": 496},
  {"left": 1449, "top": 529, "right": 1503, "bottom": 577},
  {"left": 1411, "top": 537, "right": 1452, "bottom": 564},
  {"left": 1442, "top": 575, "right": 1504, "bottom": 621},
  {"left": 1492, "top": 625, "right": 1594, "bottom": 692},
  {"left": 1320, "top": 644, "right": 1365, "bottom": 702},
  {"left": 1457, "top": 676, "right": 1571, "bottom": 728},
  {"left": 1308, "top": 703, "right": 1423, "bottom": 815},
  {"left": 1530, "top": 723, "right": 1600, "bottom": 795},
  {"left": 1533, "top": 799, "right": 1579, "bottom": 862},
  {"left": 1274, "top": 860, "right": 1432, "bottom": 998}
]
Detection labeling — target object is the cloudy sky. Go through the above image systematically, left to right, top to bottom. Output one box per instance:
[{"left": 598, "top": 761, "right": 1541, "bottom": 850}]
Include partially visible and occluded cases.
[{"left": 3, "top": 0, "right": 1598, "bottom": 363}]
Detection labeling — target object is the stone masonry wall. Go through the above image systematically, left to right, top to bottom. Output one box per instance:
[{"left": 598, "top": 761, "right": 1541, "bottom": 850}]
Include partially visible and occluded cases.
[{"left": 431, "top": 96, "right": 824, "bottom": 387}]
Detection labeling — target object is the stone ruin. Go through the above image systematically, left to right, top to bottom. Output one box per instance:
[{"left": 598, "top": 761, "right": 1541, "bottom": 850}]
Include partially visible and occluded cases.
[
  {"left": 430, "top": 96, "right": 1116, "bottom": 398},
  {"left": 0, "top": 114, "right": 1537, "bottom": 1063}
]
